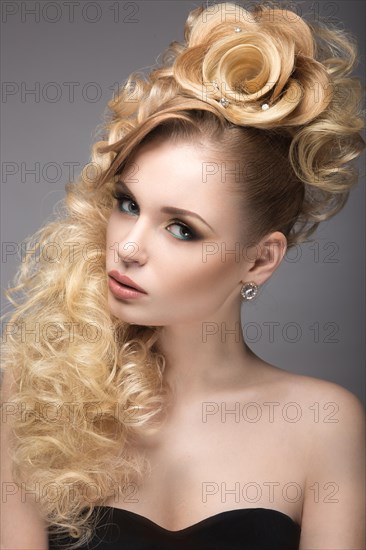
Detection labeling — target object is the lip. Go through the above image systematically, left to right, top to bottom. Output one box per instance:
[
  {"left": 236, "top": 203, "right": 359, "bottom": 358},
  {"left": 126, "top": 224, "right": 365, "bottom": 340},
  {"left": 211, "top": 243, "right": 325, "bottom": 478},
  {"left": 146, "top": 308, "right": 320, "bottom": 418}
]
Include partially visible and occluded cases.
[{"left": 108, "top": 270, "right": 147, "bottom": 294}]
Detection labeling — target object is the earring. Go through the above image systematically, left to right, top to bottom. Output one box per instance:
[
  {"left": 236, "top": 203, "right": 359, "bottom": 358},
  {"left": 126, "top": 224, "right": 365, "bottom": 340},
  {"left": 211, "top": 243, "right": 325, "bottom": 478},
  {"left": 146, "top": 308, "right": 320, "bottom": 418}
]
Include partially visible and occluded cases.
[{"left": 240, "top": 282, "right": 258, "bottom": 301}]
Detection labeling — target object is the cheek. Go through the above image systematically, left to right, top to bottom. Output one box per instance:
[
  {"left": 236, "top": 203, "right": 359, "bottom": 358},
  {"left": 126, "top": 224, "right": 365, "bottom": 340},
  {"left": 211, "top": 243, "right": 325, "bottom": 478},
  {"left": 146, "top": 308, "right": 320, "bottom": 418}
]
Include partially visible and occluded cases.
[
  {"left": 106, "top": 217, "right": 123, "bottom": 263},
  {"left": 158, "top": 251, "right": 232, "bottom": 298},
  {"left": 153, "top": 255, "right": 237, "bottom": 324}
]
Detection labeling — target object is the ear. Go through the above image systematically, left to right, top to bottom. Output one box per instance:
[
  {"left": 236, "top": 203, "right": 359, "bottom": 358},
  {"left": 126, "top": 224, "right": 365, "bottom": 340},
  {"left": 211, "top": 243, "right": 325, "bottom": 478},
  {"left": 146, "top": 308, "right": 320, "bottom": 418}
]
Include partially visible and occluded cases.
[{"left": 243, "top": 231, "right": 287, "bottom": 286}]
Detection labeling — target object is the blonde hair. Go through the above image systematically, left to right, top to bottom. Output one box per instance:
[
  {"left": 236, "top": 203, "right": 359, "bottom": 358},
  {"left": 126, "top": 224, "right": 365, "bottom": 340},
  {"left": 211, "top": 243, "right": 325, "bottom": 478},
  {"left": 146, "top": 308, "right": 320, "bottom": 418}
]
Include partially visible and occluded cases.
[{"left": 1, "top": 2, "right": 364, "bottom": 547}]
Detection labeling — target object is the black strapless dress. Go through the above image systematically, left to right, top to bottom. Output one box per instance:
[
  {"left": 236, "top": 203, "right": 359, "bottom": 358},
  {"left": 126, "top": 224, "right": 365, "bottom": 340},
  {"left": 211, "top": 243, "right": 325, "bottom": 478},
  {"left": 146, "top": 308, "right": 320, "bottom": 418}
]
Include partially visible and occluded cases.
[{"left": 48, "top": 505, "right": 301, "bottom": 549}]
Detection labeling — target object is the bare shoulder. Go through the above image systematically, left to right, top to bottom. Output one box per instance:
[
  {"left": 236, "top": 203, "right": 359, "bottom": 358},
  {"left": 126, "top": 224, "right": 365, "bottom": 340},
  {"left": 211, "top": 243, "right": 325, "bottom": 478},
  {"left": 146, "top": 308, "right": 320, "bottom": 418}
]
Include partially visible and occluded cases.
[
  {"left": 249, "top": 360, "right": 365, "bottom": 449},
  {"left": 257, "top": 360, "right": 364, "bottom": 420},
  {"left": 261, "top": 366, "right": 365, "bottom": 549},
  {"left": 281, "top": 369, "right": 366, "bottom": 456},
  {"left": 291, "top": 370, "right": 363, "bottom": 422}
]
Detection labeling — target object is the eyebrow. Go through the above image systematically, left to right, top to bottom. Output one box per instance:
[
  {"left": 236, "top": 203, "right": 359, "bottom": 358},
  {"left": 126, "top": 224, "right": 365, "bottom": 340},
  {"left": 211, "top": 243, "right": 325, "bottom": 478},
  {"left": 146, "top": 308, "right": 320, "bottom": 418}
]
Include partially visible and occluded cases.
[{"left": 115, "top": 179, "right": 216, "bottom": 233}]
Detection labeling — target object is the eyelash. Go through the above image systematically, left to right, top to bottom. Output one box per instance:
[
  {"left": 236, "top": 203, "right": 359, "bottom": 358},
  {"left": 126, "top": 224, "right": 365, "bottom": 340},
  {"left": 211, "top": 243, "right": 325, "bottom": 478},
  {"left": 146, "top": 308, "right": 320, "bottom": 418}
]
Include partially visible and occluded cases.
[{"left": 111, "top": 192, "right": 199, "bottom": 242}]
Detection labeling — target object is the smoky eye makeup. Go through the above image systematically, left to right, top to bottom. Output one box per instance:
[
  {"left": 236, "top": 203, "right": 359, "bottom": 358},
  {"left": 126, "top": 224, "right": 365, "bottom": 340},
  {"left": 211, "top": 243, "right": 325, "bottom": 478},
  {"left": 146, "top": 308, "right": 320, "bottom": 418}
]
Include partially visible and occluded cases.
[
  {"left": 113, "top": 178, "right": 217, "bottom": 235},
  {"left": 111, "top": 187, "right": 201, "bottom": 242}
]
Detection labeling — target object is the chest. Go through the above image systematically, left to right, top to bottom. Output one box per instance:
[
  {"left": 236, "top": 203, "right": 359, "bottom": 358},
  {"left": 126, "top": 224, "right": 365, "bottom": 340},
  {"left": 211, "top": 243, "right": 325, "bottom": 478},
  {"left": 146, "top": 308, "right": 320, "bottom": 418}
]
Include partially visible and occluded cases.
[{"left": 104, "top": 399, "right": 309, "bottom": 529}]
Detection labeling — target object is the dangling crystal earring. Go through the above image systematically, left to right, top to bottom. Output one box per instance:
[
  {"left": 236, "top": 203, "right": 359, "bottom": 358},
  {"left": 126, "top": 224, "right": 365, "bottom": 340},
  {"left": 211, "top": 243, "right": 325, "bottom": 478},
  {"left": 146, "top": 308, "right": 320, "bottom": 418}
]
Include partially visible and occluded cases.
[{"left": 240, "top": 282, "right": 258, "bottom": 301}]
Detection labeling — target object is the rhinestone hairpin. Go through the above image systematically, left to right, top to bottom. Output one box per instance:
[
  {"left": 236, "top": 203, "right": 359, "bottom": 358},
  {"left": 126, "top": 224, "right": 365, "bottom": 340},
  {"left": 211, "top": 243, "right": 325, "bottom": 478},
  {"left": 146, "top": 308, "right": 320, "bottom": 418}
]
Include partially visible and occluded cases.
[
  {"left": 234, "top": 27, "right": 242, "bottom": 32},
  {"left": 219, "top": 97, "right": 229, "bottom": 108},
  {"left": 261, "top": 103, "right": 269, "bottom": 110}
]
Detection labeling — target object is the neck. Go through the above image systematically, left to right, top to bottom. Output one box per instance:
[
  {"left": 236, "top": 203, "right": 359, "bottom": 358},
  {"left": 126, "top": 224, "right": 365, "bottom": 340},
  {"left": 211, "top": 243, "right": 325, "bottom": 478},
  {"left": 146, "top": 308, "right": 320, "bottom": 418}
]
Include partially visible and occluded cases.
[{"left": 156, "top": 310, "right": 257, "bottom": 403}]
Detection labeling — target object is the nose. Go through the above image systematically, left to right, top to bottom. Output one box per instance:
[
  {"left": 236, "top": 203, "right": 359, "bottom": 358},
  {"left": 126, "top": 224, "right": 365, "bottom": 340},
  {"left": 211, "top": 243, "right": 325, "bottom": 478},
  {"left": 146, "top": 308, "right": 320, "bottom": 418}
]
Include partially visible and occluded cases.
[
  {"left": 115, "top": 220, "right": 148, "bottom": 265},
  {"left": 118, "top": 240, "right": 143, "bottom": 265}
]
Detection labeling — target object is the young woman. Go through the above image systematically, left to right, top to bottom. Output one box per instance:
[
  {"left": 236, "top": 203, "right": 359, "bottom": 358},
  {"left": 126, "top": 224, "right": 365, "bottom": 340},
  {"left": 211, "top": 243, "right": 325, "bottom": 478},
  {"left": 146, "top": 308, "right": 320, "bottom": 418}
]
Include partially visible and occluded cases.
[{"left": 1, "top": 2, "right": 365, "bottom": 549}]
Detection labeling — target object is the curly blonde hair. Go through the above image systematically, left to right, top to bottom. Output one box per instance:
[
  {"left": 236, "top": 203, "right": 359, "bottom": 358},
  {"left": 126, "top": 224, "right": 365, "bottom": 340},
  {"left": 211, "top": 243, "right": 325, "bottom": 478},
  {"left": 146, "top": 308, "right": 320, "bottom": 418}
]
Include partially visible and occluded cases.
[{"left": 1, "top": 2, "right": 364, "bottom": 547}]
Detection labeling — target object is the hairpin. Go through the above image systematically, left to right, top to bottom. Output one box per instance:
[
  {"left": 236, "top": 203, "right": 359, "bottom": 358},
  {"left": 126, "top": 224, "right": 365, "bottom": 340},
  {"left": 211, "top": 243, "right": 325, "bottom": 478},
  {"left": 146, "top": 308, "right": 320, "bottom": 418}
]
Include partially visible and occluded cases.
[
  {"left": 234, "top": 27, "right": 242, "bottom": 32},
  {"left": 261, "top": 103, "right": 269, "bottom": 110}
]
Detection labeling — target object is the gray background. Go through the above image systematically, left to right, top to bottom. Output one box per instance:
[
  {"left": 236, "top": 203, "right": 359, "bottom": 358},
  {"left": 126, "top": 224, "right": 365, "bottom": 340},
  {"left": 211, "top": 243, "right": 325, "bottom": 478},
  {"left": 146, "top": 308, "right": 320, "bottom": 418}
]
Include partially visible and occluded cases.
[{"left": 1, "top": 0, "right": 365, "bottom": 404}]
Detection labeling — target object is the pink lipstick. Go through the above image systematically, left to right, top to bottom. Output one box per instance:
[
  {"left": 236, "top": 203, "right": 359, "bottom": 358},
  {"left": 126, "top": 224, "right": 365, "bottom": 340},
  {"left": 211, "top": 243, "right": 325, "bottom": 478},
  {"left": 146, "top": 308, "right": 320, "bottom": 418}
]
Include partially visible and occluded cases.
[{"left": 108, "top": 270, "right": 147, "bottom": 300}]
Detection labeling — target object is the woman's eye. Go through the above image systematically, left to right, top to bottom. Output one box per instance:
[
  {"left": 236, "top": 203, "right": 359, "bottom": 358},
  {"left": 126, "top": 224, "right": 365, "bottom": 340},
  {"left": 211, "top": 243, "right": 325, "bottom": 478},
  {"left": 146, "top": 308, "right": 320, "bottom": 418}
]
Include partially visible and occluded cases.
[
  {"left": 111, "top": 192, "right": 198, "bottom": 241},
  {"left": 112, "top": 193, "right": 139, "bottom": 215},
  {"left": 166, "top": 222, "right": 196, "bottom": 241}
]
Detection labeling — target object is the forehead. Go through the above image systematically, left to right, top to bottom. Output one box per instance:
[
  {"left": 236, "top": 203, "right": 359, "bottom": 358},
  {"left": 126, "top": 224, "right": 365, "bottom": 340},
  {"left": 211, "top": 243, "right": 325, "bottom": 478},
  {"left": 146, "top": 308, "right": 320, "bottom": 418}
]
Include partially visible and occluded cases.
[
  {"left": 122, "top": 138, "right": 237, "bottom": 195},
  {"left": 117, "top": 139, "right": 245, "bottom": 236}
]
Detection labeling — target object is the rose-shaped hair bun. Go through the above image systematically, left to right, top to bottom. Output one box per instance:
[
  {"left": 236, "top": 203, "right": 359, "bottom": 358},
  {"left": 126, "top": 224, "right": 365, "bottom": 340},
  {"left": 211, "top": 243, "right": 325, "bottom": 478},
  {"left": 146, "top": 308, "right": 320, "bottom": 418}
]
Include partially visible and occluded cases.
[{"left": 173, "top": 3, "right": 332, "bottom": 128}]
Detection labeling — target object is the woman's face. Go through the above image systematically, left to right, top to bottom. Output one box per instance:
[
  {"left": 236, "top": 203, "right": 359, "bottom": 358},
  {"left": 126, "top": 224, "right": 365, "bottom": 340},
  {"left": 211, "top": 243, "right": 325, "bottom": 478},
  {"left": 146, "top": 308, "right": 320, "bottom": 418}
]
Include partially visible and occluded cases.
[{"left": 105, "top": 137, "right": 255, "bottom": 326}]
